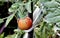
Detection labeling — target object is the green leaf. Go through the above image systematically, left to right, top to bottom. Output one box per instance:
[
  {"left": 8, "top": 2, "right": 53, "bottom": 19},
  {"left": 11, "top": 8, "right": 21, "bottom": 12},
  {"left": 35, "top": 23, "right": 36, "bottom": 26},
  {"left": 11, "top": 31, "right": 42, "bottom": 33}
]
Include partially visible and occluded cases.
[
  {"left": 0, "top": 0, "right": 18, "bottom": 2},
  {"left": 32, "top": 0, "right": 39, "bottom": 4},
  {"left": 39, "top": 0, "right": 50, "bottom": 3},
  {"left": 44, "top": 0, "right": 60, "bottom": 8},
  {"left": 56, "top": 0, "right": 60, "bottom": 2},
  {"left": 25, "top": 1, "right": 31, "bottom": 13},
  {"left": 9, "top": 2, "right": 29, "bottom": 18},
  {"left": 8, "top": 3, "right": 20, "bottom": 13},
  {"left": 11, "top": 3, "right": 20, "bottom": 9},
  {"left": 16, "top": 5, "right": 28, "bottom": 18},
  {"left": 19, "top": 5, "right": 25, "bottom": 14},
  {"left": 8, "top": 8, "right": 15, "bottom": 13},
  {"left": 44, "top": 8, "right": 60, "bottom": 23},
  {"left": 47, "top": 8, "right": 56, "bottom": 12},
  {"left": 45, "top": 9, "right": 60, "bottom": 18},
  {"left": 5, "top": 13, "right": 15, "bottom": 27},
  {"left": 44, "top": 16, "right": 60, "bottom": 23},
  {"left": 0, "top": 19, "right": 4, "bottom": 24},
  {"left": 5, "top": 29, "right": 24, "bottom": 38},
  {"left": 14, "top": 29, "right": 24, "bottom": 33},
  {"left": 0, "top": 33, "right": 4, "bottom": 38},
  {"left": 5, "top": 34, "right": 17, "bottom": 38}
]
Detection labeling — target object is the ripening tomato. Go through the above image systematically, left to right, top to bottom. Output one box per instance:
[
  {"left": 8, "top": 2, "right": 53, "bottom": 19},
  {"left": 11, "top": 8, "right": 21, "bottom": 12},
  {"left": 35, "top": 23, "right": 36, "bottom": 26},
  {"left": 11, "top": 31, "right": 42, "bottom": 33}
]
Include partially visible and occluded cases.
[{"left": 17, "top": 17, "right": 32, "bottom": 30}]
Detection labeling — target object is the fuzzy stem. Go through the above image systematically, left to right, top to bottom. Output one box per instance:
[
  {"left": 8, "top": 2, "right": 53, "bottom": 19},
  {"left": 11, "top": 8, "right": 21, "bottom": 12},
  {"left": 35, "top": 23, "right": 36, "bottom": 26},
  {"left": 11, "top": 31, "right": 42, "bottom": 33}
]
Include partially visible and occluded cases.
[{"left": 0, "top": 24, "right": 5, "bottom": 34}]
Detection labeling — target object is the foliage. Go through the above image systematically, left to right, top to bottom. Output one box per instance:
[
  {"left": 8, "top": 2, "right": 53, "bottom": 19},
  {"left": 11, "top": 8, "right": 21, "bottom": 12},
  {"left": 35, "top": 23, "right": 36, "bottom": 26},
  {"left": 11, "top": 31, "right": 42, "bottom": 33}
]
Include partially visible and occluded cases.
[
  {"left": 0, "top": 0, "right": 60, "bottom": 38},
  {"left": 0, "top": 0, "right": 32, "bottom": 38},
  {"left": 34, "top": 0, "right": 60, "bottom": 38},
  {"left": 0, "top": 19, "right": 4, "bottom": 24},
  {"left": 5, "top": 29, "right": 25, "bottom": 38},
  {"left": 0, "top": 33, "right": 4, "bottom": 38}
]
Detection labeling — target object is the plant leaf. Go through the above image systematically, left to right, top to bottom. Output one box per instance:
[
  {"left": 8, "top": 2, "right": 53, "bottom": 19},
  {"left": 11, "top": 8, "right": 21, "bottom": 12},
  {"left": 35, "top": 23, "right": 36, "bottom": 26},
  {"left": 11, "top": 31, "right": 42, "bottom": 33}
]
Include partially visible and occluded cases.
[
  {"left": 39, "top": 0, "right": 50, "bottom": 3},
  {"left": 44, "top": 0, "right": 60, "bottom": 8},
  {"left": 56, "top": 0, "right": 60, "bottom": 2},
  {"left": 25, "top": 1, "right": 31, "bottom": 13},
  {"left": 8, "top": 3, "right": 20, "bottom": 13},
  {"left": 44, "top": 8, "right": 60, "bottom": 23},
  {"left": 45, "top": 9, "right": 60, "bottom": 18},
  {"left": 5, "top": 13, "right": 15, "bottom": 27},
  {"left": 0, "top": 19, "right": 4, "bottom": 24},
  {"left": 0, "top": 33, "right": 4, "bottom": 38},
  {"left": 5, "top": 34, "right": 17, "bottom": 38}
]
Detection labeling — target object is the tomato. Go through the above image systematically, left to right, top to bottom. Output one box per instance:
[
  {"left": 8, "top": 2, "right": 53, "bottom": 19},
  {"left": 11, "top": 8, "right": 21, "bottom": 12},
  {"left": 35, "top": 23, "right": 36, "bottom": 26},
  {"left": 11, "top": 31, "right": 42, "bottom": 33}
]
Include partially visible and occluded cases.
[{"left": 17, "top": 17, "right": 32, "bottom": 30}]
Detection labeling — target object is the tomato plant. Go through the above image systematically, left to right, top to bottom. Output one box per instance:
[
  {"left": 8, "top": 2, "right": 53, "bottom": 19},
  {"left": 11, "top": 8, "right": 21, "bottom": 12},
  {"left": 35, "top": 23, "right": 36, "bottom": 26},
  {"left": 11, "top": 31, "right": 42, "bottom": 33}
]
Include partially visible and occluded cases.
[
  {"left": 0, "top": 0, "right": 60, "bottom": 38},
  {"left": 0, "top": 0, "right": 33, "bottom": 38}
]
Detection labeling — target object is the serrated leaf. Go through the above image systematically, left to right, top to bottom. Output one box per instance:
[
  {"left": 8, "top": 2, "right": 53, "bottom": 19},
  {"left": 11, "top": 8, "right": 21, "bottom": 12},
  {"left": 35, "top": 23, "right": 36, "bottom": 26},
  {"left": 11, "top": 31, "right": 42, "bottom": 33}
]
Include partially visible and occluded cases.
[
  {"left": 44, "top": 0, "right": 60, "bottom": 8},
  {"left": 25, "top": 1, "right": 31, "bottom": 13},
  {"left": 8, "top": 2, "right": 21, "bottom": 13},
  {"left": 9, "top": 2, "right": 28, "bottom": 18},
  {"left": 8, "top": 3, "right": 19, "bottom": 13},
  {"left": 11, "top": 3, "right": 19, "bottom": 8},
  {"left": 19, "top": 5, "right": 25, "bottom": 14},
  {"left": 8, "top": 8, "right": 16, "bottom": 13},
  {"left": 16, "top": 8, "right": 28, "bottom": 18},
  {"left": 44, "top": 8, "right": 60, "bottom": 24},
  {"left": 47, "top": 8, "right": 56, "bottom": 12},
  {"left": 45, "top": 9, "right": 60, "bottom": 18},
  {"left": 5, "top": 13, "right": 15, "bottom": 27},
  {"left": 44, "top": 16, "right": 60, "bottom": 23},
  {"left": 0, "top": 19, "right": 4, "bottom": 24},
  {"left": 14, "top": 29, "right": 24, "bottom": 33}
]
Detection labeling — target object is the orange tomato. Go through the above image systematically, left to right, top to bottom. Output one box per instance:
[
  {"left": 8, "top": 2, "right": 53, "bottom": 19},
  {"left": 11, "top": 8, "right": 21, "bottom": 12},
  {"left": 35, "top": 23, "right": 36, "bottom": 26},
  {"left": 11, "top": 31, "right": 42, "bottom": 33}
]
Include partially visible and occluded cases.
[{"left": 17, "top": 17, "right": 32, "bottom": 30}]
